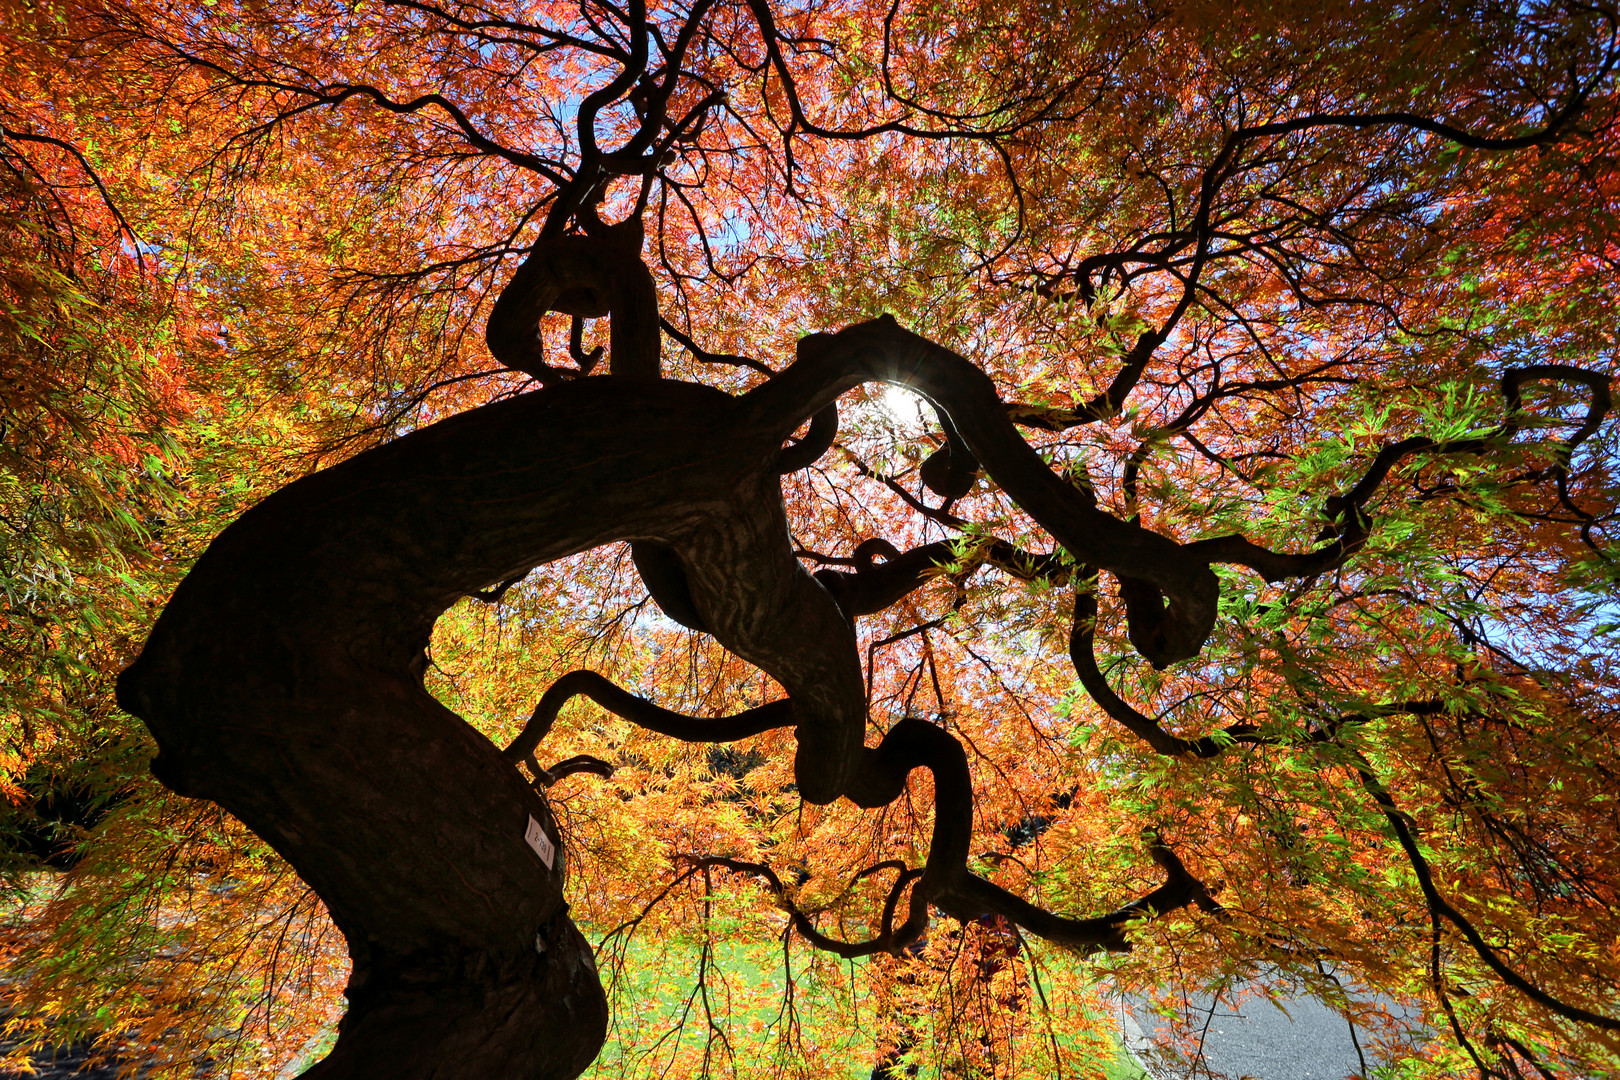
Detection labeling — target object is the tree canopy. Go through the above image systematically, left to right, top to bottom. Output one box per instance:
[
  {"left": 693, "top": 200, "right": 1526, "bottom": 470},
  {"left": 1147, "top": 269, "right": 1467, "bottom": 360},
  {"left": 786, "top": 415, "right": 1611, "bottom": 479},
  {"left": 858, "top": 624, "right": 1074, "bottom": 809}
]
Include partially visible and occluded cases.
[{"left": 3, "top": 0, "right": 1619, "bottom": 1077}]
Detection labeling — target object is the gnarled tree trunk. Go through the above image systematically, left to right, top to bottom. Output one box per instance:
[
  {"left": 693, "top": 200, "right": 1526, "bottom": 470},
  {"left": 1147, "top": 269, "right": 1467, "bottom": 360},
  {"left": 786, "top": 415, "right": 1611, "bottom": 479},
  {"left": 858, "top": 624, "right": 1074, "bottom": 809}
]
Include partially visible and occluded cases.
[
  {"left": 117, "top": 226, "right": 1225, "bottom": 1074},
  {"left": 116, "top": 377, "right": 791, "bottom": 1076}
]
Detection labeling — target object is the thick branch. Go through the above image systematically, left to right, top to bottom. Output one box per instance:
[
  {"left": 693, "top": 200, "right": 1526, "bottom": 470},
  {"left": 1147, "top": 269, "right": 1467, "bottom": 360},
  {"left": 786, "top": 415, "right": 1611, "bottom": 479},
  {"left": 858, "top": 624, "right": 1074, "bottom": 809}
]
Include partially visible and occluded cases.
[
  {"left": 486, "top": 227, "right": 660, "bottom": 380},
  {"left": 740, "top": 316, "right": 1220, "bottom": 667},
  {"left": 777, "top": 404, "right": 839, "bottom": 473},
  {"left": 811, "top": 539, "right": 958, "bottom": 619},
  {"left": 531, "top": 754, "right": 616, "bottom": 787}
]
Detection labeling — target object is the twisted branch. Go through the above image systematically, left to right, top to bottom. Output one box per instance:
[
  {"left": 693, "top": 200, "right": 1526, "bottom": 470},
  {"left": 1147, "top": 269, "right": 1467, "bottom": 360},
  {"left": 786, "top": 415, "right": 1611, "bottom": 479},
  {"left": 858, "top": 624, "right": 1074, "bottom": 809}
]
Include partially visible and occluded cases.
[
  {"left": 741, "top": 316, "right": 1222, "bottom": 668},
  {"left": 1187, "top": 365, "right": 1614, "bottom": 581},
  {"left": 502, "top": 670, "right": 796, "bottom": 767},
  {"left": 518, "top": 675, "right": 1217, "bottom": 956}
]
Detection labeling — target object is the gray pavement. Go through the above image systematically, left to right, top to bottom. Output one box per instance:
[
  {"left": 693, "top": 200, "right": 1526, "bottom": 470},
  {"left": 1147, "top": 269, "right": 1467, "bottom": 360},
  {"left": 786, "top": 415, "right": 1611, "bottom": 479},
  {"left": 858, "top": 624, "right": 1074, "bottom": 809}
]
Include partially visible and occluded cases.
[{"left": 1112, "top": 977, "right": 1425, "bottom": 1080}]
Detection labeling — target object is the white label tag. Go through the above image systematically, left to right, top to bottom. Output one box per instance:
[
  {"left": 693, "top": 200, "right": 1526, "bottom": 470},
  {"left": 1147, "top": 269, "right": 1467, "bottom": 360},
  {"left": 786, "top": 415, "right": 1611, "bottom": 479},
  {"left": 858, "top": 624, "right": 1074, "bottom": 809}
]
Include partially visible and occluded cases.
[{"left": 525, "top": 815, "right": 555, "bottom": 869}]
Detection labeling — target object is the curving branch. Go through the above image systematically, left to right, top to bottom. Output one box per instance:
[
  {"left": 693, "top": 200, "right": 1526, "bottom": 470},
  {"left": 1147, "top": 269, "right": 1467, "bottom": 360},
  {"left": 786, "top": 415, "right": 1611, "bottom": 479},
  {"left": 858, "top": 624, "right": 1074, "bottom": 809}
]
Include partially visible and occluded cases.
[
  {"left": 0, "top": 125, "right": 146, "bottom": 267},
  {"left": 485, "top": 225, "right": 661, "bottom": 380},
  {"left": 567, "top": 315, "right": 605, "bottom": 373},
  {"left": 740, "top": 315, "right": 1222, "bottom": 668},
  {"left": 660, "top": 318, "right": 776, "bottom": 376},
  {"left": 1187, "top": 364, "right": 1615, "bottom": 583},
  {"left": 776, "top": 404, "right": 839, "bottom": 473},
  {"left": 917, "top": 405, "right": 981, "bottom": 499},
  {"left": 810, "top": 538, "right": 958, "bottom": 620},
  {"left": 1068, "top": 582, "right": 1261, "bottom": 758},
  {"left": 1069, "top": 583, "right": 1459, "bottom": 764},
  {"left": 503, "top": 670, "right": 795, "bottom": 767},
  {"left": 686, "top": 719, "right": 1216, "bottom": 958},
  {"left": 1353, "top": 743, "right": 1620, "bottom": 1033},
  {"left": 529, "top": 754, "right": 616, "bottom": 787},
  {"left": 949, "top": 834, "right": 1222, "bottom": 952},
  {"left": 688, "top": 856, "right": 927, "bottom": 959}
]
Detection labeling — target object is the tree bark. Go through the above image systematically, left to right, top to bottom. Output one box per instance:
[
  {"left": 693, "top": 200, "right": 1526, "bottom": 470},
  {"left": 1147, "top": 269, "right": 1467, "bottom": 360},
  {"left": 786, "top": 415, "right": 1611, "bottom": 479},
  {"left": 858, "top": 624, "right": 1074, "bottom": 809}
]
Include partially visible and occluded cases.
[{"left": 117, "top": 377, "right": 780, "bottom": 1077}]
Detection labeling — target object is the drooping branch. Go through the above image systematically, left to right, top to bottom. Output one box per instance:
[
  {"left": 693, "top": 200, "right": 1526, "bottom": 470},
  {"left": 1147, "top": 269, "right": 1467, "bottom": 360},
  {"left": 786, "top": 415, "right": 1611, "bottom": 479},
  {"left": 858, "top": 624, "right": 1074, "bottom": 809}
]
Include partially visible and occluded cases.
[
  {"left": 0, "top": 125, "right": 146, "bottom": 267},
  {"left": 660, "top": 318, "right": 776, "bottom": 376},
  {"left": 468, "top": 570, "right": 529, "bottom": 605},
  {"left": 1068, "top": 583, "right": 1261, "bottom": 758},
  {"left": 1069, "top": 584, "right": 1461, "bottom": 764},
  {"left": 1064, "top": 637, "right": 1619, "bottom": 1033},
  {"left": 674, "top": 715, "right": 1218, "bottom": 956},
  {"left": 1353, "top": 747, "right": 1620, "bottom": 1033},
  {"left": 949, "top": 834, "right": 1222, "bottom": 952},
  {"left": 687, "top": 856, "right": 928, "bottom": 959}
]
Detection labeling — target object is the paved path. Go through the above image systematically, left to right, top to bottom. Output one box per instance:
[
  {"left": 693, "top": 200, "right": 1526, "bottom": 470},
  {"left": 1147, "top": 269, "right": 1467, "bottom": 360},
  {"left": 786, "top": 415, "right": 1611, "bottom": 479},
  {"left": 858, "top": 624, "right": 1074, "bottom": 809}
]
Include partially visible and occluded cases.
[{"left": 1113, "top": 979, "right": 1424, "bottom": 1080}]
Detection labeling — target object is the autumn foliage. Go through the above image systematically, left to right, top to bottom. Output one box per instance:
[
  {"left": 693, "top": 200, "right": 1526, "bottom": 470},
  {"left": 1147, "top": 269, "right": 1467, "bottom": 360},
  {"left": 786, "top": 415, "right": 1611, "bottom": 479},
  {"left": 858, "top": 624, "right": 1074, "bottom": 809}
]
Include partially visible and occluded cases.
[{"left": 3, "top": 0, "right": 1620, "bottom": 1077}]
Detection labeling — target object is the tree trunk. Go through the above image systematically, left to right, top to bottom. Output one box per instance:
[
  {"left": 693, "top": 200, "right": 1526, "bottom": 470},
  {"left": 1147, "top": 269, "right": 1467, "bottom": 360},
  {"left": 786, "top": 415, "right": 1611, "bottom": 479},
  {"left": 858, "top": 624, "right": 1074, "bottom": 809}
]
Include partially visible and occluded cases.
[
  {"left": 115, "top": 316, "right": 1225, "bottom": 1073},
  {"left": 117, "top": 377, "right": 780, "bottom": 1077}
]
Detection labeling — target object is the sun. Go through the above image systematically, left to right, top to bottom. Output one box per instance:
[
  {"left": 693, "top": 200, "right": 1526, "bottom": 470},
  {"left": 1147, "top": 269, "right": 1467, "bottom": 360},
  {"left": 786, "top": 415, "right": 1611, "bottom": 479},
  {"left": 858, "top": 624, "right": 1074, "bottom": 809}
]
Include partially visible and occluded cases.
[{"left": 876, "top": 383, "right": 930, "bottom": 434}]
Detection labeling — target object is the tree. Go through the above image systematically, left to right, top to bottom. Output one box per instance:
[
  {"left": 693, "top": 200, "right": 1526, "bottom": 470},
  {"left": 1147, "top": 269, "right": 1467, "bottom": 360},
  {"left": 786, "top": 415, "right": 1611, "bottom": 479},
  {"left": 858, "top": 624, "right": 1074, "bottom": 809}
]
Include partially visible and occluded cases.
[{"left": 5, "top": 0, "right": 1620, "bottom": 1077}]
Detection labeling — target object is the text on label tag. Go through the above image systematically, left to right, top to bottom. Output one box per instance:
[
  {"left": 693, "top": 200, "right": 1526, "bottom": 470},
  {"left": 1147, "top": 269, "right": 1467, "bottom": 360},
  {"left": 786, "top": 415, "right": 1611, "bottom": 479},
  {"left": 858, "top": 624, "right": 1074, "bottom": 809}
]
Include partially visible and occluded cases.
[{"left": 525, "top": 815, "right": 555, "bottom": 869}]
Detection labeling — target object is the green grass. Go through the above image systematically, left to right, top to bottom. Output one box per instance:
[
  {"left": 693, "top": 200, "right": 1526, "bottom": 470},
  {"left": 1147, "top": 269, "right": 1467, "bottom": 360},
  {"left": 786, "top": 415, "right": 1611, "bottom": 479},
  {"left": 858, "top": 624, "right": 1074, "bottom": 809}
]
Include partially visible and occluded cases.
[
  {"left": 275, "top": 930, "right": 1150, "bottom": 1079},
  {"left": 585, "top": 932, "right": 1151, "bottom": 1080}
]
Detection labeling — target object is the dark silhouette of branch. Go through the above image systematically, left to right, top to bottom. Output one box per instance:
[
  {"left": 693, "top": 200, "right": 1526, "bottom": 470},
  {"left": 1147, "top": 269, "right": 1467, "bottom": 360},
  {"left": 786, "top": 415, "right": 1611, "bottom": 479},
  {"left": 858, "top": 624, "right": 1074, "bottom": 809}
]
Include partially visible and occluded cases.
[
  {"left": 0, "top": 125, "right": 145, "bottom": 268},
  {"left": 486, "top": 227, "right": 661, "bottom": 380},
  {"left": 567, "top": 315, "right": 604, "bottom": 372},
  {"left": 743, "top": 315, "right": 1222, "bottom": 668},
  {"left": 660, "top": 317, "right": 775, "bottom": 375},
  {"left": 1187, "top": 365, "right": 1615, "bottom": 581},
  {"left": 777, "top": 404, "right": 838, "bottom": 473},
  {"left": 468, "top": 570, "right": 528, "bottom": 604},
  {"left": 1068, "top": 583, "right": 1262, "bottom": 757},
  {"left": 503, "top": 670, "right": 796, "bottom": 767},
  {"left": 1354, "top": 752, "right": 1620, "bottom": 1033},
  {"left": 529, "top": 754, "right": 616, "bottom": 787},
  {"left": 686, "top": 856, "right": 927, "bottom": 958}
]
